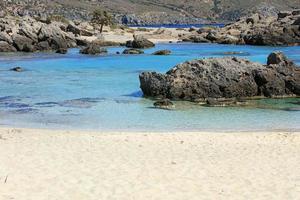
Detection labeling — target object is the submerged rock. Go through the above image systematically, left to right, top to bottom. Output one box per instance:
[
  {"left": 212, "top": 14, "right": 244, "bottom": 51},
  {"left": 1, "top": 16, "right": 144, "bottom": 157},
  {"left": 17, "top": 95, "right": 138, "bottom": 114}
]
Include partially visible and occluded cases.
[
  {"left": 152, "top": 50, "right": 171, "bottom": 55},
  {"left": 139, "top": 52, "right": 300, "bottom": 103},
  {"left": 10, "top": 67, "right": 23, "bottom": 72},
  {"left": 153, "top": 99, "right": 174, "bottom": 110}
]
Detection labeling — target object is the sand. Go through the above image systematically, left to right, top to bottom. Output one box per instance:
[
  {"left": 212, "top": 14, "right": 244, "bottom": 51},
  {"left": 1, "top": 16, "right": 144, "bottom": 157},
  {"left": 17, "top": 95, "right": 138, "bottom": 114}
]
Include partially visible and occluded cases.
[
  {"left": 81, "top": 27, "right": 189, "bottom": 43},
  {"left": 0, "top": 128, "right": 300, "bottom": 200}
]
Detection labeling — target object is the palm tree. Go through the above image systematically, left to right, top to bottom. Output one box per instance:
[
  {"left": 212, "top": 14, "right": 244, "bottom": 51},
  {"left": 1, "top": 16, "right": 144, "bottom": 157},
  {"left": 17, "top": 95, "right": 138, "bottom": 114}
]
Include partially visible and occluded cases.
[{"left": 91, "top": 8, "right": 113, "bottom": 33}]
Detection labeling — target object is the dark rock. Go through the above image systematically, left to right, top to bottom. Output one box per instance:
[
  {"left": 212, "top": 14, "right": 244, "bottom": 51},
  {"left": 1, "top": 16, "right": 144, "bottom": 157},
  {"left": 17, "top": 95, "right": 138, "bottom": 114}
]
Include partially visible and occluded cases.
[
  {"left": 292, "top": 10, "right": 300, "bottom": 16},
  {"left": 277, "top": 11, "right": 291, "bottom": 19},
  {"left": 293, "top": 17, "right": 300, "bottom": 25},
  {"left": 67, "top": 23, "right": 80, "bottom": 35},
  {"left": 127, "top": 35, "right": 155, "bottom": 49},
  {"left": 187, "top": 35, "right": 210, "bottom": 43},
  {"left": 76, "top": 38, "right": 89, "bottom": 46},
  {"left": 125, "top": 40, "right": 133, "bottom": 48},
  {"left": 0, "top": 41, "right": 17, "bottom": 52},
  {"left": 80, "top": 44, "right": 107, "bottom": 55},
  {"left": 56, "top": 48, "right": 68, "bottom": 54},
  {"left": 123, "top": 48, "right": 144, "bottom": 54},
  {"left": 152, "top": 50, "right": 171, "bottom": 55},
  {"left": 267, "top": 51, "right": 290, "bottom": 65},
  {"left": 139, "top": 52, "right": 300, "bottom": 101},
  {"left": 10, "top": 67, "right": 23, "bottom": 72},
  {"left": 153, "top": 99, "right": 174, "bottom": 110}
]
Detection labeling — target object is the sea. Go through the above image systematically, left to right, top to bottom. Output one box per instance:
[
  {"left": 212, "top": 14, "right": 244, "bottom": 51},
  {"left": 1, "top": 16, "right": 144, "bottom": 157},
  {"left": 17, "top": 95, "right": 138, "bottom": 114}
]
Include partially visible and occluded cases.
[{"left": 0, "top": 43, "right": 299, "bottom": 132}]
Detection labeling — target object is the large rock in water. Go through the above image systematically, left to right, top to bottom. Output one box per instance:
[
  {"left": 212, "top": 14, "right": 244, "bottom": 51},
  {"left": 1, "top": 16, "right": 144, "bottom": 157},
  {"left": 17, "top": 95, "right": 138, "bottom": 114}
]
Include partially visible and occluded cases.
[
  {"left": 80, "top": 44, "right": 107, "bottom": 55},
  {"left": 139, "top": 52, "right": 300, "bottom": 101}
]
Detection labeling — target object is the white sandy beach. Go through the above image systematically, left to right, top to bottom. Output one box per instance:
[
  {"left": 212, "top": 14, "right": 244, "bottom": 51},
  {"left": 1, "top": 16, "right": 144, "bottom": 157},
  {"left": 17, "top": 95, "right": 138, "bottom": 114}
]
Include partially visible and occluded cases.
[{"left": 0, "top": 128, "right": 300, "bottom": 200}]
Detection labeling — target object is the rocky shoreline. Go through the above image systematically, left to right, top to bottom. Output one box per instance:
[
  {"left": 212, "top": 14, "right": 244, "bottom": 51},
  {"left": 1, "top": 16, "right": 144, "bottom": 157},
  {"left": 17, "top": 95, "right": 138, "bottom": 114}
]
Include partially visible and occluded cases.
[
  {"left": 1, "top": 9, "right": 300, "bottom": 53},
  {"left": 184, "top": 10, "right": 300, "bottom": 46},
  {"left": 139, "top": 52, "right": 300, "bottom": 105}
]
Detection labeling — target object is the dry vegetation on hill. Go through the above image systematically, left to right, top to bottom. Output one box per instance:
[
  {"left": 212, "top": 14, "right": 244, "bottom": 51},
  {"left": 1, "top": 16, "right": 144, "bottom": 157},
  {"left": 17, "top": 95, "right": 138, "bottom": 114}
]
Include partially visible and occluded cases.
[{"left": 1, "top": 0, "right": 299, "bottom": 24}]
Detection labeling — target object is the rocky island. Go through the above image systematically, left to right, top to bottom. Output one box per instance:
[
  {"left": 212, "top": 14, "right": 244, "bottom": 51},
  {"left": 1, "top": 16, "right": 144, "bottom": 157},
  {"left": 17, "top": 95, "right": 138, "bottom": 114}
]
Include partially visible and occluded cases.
[{"left": 140, "top": 52, "right": 300, "bottom": 104}]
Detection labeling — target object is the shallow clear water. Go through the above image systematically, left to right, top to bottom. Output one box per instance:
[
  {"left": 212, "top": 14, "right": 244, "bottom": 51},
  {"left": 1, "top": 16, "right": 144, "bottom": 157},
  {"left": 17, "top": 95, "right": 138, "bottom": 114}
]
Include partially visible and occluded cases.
[{"left": 0, "top": 43, "right": 299, "bottom": 132}]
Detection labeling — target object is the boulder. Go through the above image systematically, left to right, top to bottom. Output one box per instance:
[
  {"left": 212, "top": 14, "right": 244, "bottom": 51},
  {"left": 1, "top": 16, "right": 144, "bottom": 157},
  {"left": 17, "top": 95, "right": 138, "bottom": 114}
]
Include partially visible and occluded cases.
[
  {"left": 67, "top": 22, "right": 81, "bottom": 35},
  {"left": 12, "top": 34, "right": 34, "bottom": 52},
  {"left": 127, "top": 35, "right": 155, "bottom": 48},
  {"left": 187, "top": 35, "right": 210, "bottom": 43},
  {"left": 48, "top": 37, "right": 68, "bottom": 50},
  {"left": 0, "top": 41, "right": 17, "bottom": 52},
  {"left": 80, "top": 44, "right": 107, "bottom": 55},
  {"left": 123, "top": 48, "right": 144, "bottom": 54},
  {"left": 152, "top": 50, "right": 171, "bottom": 55},
  {"left": 267, "top": 51, "right": 289, "bottom": 65},
  {"left": 139, "top": 52, "right": 300, "bottom": 102},
  {"left": 153, "top": 99, "right": 174, "bottom": 110}
]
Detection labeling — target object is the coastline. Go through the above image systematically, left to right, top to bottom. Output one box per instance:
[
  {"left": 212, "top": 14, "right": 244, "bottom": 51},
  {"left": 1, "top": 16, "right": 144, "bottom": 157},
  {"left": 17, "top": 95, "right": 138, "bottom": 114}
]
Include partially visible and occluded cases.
[{"left": 1, "top": 127, "right": 300, "bottom": 199}]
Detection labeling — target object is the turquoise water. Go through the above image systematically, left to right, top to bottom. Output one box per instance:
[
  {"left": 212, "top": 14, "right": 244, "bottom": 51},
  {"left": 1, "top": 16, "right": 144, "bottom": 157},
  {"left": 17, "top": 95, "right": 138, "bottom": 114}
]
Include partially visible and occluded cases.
[{"left": 0, "top": 43, "right": 299, "bottom": 132}]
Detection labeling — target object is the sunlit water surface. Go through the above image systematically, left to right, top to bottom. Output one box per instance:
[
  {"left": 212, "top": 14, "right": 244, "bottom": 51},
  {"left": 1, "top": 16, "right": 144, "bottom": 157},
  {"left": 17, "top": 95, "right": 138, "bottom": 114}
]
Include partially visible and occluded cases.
[{"left": 0, "top": 43, "right": 299, "bottom": 132}]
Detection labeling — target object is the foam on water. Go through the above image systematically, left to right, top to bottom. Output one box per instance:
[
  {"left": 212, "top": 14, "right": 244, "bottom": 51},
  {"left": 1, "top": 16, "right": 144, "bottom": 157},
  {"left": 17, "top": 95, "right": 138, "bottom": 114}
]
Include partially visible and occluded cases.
[{"left": 0, "top": 43, "right": 299, "bottom": 131}]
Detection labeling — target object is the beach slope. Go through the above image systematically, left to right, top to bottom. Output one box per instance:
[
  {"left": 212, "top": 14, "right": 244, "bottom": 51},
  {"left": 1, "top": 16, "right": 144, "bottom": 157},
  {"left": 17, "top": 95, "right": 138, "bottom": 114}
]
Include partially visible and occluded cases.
[{"left": 0, "top": 128, "right": 300, "bottom": 199}]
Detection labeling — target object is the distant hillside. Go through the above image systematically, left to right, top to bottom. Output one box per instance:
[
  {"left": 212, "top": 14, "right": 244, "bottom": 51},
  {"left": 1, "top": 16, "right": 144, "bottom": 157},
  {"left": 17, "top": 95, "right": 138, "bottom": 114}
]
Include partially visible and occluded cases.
[{"left": 1, "top": 0, "right": 299, "bottom": 24}]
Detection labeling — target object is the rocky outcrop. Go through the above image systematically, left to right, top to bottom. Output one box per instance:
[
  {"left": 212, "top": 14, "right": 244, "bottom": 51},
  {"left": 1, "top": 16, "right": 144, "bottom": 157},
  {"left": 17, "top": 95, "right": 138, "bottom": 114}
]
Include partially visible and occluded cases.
[
  {"left": 186, "top": 10, "right": 300, "bottom": 46},
  {"left": 0, "top": 15, "right": 94, "bottom": 52},
  {"left": 126, "top": 35, "right": 155, "bottom": 49},
  {"left": 139, "top": 52, "right": 300, "bottom": 102}
]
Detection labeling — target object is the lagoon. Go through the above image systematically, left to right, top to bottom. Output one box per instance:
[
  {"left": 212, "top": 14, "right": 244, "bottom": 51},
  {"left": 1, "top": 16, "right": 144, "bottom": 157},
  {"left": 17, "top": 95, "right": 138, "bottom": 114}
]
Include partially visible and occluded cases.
[{"left": 0, "top": 43, "right": 299, "bottom": 132}]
